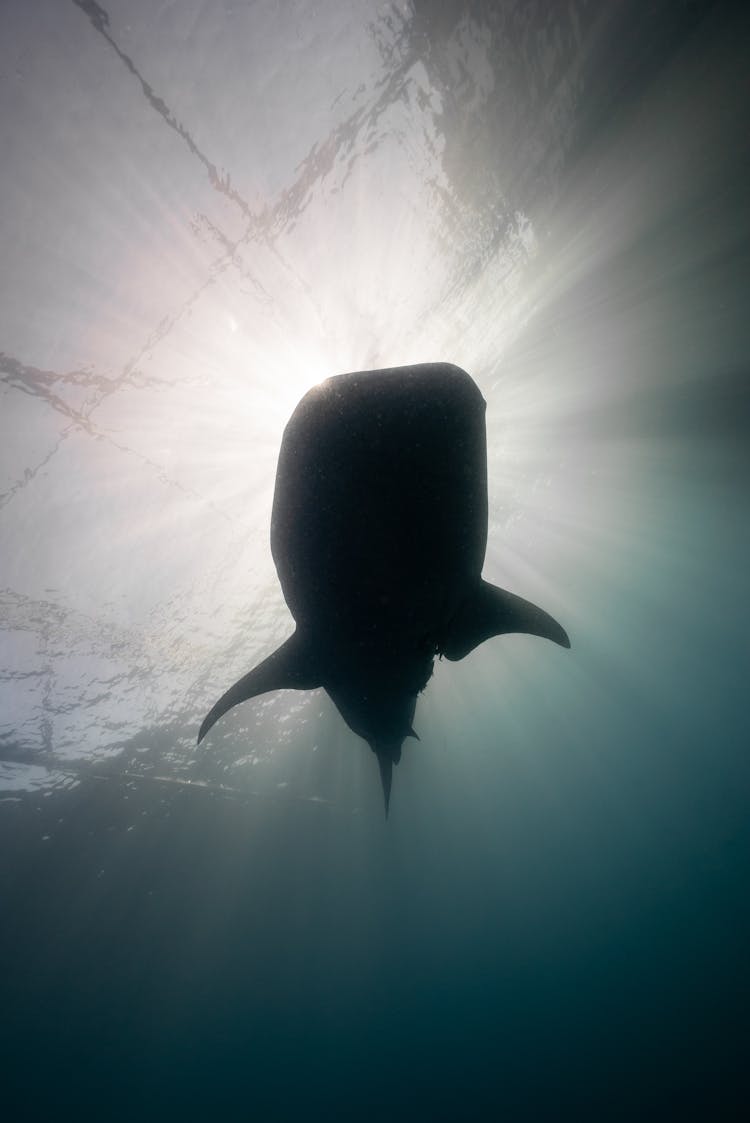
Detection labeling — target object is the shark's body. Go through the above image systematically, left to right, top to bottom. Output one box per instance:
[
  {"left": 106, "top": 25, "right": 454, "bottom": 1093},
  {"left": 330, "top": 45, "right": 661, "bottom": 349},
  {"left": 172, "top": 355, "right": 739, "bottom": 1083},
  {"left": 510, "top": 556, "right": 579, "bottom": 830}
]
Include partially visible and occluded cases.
[{"left": 198, "top": 363, "right": 569, "bottom": 814}]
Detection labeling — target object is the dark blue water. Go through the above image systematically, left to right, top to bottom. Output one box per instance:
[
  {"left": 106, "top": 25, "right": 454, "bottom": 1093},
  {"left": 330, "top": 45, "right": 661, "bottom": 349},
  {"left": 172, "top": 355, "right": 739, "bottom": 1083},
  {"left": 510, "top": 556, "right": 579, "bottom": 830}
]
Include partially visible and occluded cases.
[{"left": 2, "top": 2, "right": 749, "bottom": 1119}]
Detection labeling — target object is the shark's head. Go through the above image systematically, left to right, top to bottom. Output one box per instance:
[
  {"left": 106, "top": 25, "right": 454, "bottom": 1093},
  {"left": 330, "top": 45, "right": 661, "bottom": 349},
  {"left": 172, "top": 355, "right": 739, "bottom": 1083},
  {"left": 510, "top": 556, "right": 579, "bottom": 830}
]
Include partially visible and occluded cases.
[{"left": 324, "top": 646, "right": 433, "bottom": 817}]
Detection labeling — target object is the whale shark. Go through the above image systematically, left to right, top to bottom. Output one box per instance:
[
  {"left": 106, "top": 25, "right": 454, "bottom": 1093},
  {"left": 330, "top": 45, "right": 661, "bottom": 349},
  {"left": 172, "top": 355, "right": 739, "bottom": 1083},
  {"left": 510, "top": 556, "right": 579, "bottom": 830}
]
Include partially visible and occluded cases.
[{"left": 198, "top": 363, "right": 569, "bottom": 815}]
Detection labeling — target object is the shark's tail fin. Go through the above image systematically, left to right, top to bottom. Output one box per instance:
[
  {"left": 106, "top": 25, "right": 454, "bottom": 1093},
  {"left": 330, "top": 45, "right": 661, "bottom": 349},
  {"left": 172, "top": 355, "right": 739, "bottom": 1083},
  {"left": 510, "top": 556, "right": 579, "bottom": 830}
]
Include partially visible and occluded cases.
[
  {"left": 442, "top": 579, "right": 570, "bottom": 662},
  {"left": 198, "top": 632, "right": 320, "bottom": 743},
  {"left": 370, "top": 740, "right": 408, "bottom": 819},
  {"left": 376, "top": 754, "right": 393, "bottom": 819}
]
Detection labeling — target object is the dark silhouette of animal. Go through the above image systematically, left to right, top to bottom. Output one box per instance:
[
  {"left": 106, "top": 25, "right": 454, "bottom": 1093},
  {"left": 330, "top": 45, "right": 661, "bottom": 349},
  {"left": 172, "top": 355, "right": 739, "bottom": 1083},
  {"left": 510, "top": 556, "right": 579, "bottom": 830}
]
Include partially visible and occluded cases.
[{"left": 198, "top": 363, "right": 569, "bottom": 814}]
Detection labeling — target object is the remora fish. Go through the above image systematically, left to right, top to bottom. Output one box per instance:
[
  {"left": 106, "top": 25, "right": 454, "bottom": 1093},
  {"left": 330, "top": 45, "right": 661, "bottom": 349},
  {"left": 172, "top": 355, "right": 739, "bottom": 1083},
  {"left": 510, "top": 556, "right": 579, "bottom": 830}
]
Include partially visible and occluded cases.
[{"left": 198, "top": 363, "right": 569, "bottom": 815}]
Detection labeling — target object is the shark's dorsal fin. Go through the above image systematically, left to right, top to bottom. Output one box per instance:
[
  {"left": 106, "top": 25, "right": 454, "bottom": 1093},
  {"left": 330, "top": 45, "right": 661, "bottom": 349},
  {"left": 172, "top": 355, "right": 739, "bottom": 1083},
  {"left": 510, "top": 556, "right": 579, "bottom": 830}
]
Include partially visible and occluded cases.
[
  {"left": 442, "top": 579, "right": 570, "bottom": 662},
  {"left": 198, "top": 632, "right": 320, "bottom": 743}
]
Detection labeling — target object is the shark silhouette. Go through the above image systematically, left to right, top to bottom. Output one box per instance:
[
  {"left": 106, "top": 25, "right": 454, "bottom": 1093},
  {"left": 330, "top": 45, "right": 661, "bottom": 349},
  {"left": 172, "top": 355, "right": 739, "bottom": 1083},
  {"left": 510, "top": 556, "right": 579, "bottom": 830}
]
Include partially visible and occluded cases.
[{"left": 198, "top": 363, "right": 569, "bottom": 815}]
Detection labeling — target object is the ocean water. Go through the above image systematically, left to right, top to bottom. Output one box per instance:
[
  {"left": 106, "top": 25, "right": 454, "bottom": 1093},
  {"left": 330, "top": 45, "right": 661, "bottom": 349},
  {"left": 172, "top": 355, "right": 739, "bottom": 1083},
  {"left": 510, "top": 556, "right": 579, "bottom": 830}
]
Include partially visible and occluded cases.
[{"left": 1, "top": 2, "right": 748, "bottom": 1119}]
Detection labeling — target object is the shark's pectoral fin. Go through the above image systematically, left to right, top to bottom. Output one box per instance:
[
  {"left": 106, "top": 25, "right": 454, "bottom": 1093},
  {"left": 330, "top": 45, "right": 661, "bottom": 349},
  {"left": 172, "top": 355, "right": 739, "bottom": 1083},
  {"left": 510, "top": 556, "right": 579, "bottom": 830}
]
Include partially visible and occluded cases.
[
  {"left": 442, "top": 579, "right": 570, "bottom": 662},
  {"left": 197, "top": 631, "right": 320, "bottom": 743}
]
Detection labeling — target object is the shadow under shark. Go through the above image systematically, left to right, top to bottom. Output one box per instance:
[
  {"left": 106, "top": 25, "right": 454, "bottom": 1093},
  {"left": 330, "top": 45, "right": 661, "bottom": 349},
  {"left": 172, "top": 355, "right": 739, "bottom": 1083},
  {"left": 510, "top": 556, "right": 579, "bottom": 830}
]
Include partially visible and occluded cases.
[{"left": 198, "top": 363, "right": 569, "bottom": 815}]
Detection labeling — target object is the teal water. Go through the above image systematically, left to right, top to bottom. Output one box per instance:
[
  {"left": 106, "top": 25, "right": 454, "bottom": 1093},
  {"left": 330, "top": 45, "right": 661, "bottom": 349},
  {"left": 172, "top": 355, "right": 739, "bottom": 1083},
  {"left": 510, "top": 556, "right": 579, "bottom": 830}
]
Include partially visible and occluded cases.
[{"left": 1, "top": 2, "right": 748, "bottom": 1119}]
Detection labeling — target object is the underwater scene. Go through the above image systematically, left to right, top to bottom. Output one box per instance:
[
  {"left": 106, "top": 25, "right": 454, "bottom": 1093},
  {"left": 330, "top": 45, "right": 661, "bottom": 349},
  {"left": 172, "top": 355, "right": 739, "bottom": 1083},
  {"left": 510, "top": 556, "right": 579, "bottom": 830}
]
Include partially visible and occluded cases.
[{"left": 1, "top": 1, "right": 748, "bottom": 1119}]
